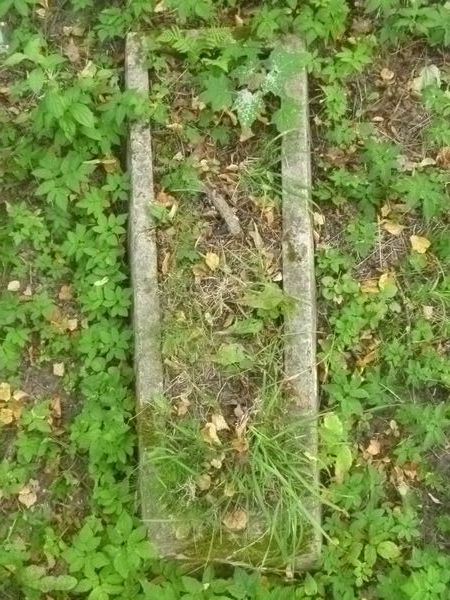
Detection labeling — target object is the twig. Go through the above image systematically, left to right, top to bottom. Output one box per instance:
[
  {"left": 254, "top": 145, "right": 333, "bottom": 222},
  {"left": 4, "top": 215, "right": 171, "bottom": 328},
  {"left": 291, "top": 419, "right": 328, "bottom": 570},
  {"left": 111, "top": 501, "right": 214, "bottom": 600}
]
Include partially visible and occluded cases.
[{"left": 205, "top": 186, "right": 242, "bottom": 236}]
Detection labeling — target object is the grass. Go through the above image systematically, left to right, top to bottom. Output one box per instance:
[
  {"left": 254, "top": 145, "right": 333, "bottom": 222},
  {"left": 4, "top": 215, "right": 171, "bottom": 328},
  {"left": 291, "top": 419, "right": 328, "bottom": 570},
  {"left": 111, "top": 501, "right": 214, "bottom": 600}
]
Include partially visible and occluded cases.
[
  {"left": 0, "top": 0, "right": 449, "bottom": 599},
  {"left": 148, "top": 105, "right": 317, "bottom": 565}
]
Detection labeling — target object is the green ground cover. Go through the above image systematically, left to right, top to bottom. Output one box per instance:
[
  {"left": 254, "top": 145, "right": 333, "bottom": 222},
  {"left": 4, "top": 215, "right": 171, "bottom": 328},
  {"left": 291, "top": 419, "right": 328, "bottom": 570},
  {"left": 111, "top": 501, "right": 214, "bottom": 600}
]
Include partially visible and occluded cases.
[{"left": 0, "top": 1, "right": 449, "bottom": 598}]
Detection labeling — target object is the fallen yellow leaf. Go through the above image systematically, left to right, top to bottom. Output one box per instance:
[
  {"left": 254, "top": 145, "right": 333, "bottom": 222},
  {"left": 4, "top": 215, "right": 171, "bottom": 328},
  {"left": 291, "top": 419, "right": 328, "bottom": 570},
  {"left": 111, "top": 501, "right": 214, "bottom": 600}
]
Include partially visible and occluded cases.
[
  {"left": 380, "top": 67, "right": 395, "bottom": 81},
  {"left": 436, "top": 147, "right": 450, "bottom": 169},
  {"left": 383, "top": 221, "right": 405, "bottom": 236},
  {"left": 410, "top": 235, "right": 430, "bottom": 254},
  {"left": 205, "top": 252, "right": 220, "bottom": 271},
  {"left": 378, "top": 272, "right": 396, "bottom": 291},
  {"left": 360, "top": 279, "right": 379, "bottom": 294},
  {"left": 7, "top": 280, "right": 20, "bottom": 292},
  {"left": 58, "top": 285, "right": 73, "bottom": 301},
  {"left": 422, "top": 305, "right": 434, "bottom": 320},
  {"left": 67, "top": 318, "right": 78, "bottom": 331},
  {"left": 356, "top": 349, "right": 378, "bottom": 368},
  {"left": 53, "top": 363, "right": 65, "bottom": 377},
  {"left": 0, "top": 382, "right": 11, "bottom": 402},
  {"left": 13, "top": 389, "right": 28, "bottom": 402},
  {"left": 51, "top": 396, "right": 62, "bottom": 419},
  {"left": 175, "top": 397, "right": 191, "bottom": 417},
  {"left": 0, "top": 408, "right": 14, "bottom": 425},
  {"left": 211, "top": 413, "right": 229, "bottom": 432},
  {"left": 201, "top": 422, "right": 221, "bottom": 445},
  {"left": 231, "top": 436, "right": 249, "bottom": 454},
  {"left": 366, "top": 438, "right": 381, "bottom": 456},
  {"left": 210, "top": 456, "right": 224, "bottom": 469},
  {"left": 196, "top": 474, "right": 212, "bottom": 491},
  {"left": 224, "top": 483, "right": 235, "bottom": 497},
  {"left": 18, "top": 485, "right": 37, "bottom": 508},
  {"left": 222, "top": 508, "right": 248, "bottom": 531}
]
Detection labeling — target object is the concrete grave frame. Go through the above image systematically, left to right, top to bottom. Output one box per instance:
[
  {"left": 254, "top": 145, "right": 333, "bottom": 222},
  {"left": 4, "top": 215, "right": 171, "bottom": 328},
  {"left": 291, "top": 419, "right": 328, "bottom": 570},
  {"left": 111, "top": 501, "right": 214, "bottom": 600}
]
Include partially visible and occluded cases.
[{"left": 125, "top": 32, "right": 321, "bottom": 572}]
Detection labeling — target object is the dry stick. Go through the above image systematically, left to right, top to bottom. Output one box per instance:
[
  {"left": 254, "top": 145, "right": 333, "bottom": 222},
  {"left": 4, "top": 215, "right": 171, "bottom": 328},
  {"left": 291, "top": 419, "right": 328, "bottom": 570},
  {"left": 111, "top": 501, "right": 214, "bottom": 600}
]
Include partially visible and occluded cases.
[{"left": 204, "top": 186, "right": 243, "bottom": 236}]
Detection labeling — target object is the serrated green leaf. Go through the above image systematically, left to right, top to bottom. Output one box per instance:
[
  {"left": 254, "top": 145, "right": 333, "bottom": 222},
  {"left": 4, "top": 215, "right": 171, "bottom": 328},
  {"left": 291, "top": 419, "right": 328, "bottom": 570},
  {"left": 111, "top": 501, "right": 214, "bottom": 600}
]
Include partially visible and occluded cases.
[
  {"left": 28, "top": 68, "right": 45, "bottom": 93},
  {"left": 199, "top": 73, "right": 232, "bottom": 111},
  {"left": 70, "top": 103, "right": 95, "bottom": 128},
  {"left": 323, "top": 413, "right": 344, "bottom": 437},
  {"left": 335, "top": 445, "right": 352, "bottom": 483},
  {"left": 377, "top": 540, "right": 400, "bottom": 561},
  {"left": 39, "top": 575, "right": 78, "bottom": 592},
  {"left": 182, "top": 576, "right": 204, "bottom": 594}
]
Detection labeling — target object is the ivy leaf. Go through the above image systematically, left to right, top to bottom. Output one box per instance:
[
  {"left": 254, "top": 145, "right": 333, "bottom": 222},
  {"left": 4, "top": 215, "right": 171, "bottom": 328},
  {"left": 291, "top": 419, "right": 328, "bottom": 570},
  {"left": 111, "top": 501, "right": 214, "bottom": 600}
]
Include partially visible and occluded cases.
[
  {"left": 199, "top": 74, "right": 233, "bottom": 111},
  {"left": 233, "top": 89, "right": 264, "bottom": 130},
  {"left": 70, "top": 103, "right": 95, "bottom": 128}
]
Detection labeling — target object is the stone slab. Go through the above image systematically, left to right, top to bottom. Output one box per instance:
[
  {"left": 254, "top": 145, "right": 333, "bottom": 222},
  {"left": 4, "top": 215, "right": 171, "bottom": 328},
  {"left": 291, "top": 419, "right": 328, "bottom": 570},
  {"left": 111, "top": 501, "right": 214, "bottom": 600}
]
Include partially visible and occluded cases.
[{"left": 126, "top": 32, "right": 320, "bottom": 571}]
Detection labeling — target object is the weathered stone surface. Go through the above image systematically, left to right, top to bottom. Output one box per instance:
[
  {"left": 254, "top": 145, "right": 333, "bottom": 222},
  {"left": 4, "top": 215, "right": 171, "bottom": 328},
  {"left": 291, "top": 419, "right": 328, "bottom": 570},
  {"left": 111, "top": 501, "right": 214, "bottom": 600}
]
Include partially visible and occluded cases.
[
  {"left": 126, "top": 32, "right": 320, "bottom": 571},
  {"left": 125, "top": 34, "right": 168, "bottom": 545},
  {"left": 281, "top": 35, "right": 321, "bottom": 570}
]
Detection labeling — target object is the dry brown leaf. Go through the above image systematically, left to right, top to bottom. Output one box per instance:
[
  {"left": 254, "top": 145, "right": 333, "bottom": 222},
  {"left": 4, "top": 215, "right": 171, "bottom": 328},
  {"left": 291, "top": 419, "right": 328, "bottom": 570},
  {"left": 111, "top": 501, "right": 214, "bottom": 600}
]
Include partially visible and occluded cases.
[
  {"left": 154, "top": 0, "right": 167, "bottom": 12},
  {"left": 64, "top": 37, "right": 81, "bottom": 63},
  {"left": 380, "top": 67, "right": 395, "bottom": 82},
  {"left": 436, "top": 147, "right": 450, "bottom": 169},
  {"left": 101, "top": 157, "right": 120, "bottom": 174},
  {"left": 155, "top": 190, "right": 175, "bottom": 206},
  {"left": 380, "top": 204, "right": 391, "bottom": 218},
  {"left": 263, "top": 207, "right": 274, "bottom": 227},
  {"left": 313, "top": 212, "right": 325, "bottom": 226},
  {"left": 383, "top": 221, "right": 405, "bottom": 236},
  {"left": 249, "top": 223, "right": 263, "bottom": 249},
  {"left": 410, "top": 235, "right": 430, "bottom": 254},
  {"left": 161, "top": 252, "right": 171, "bottom": 275},
  {"left": 205, "top": 252, "right": 220, "bottom": 271},
  {"left": 7, "top": 280, "right": 21, "bottom": 292},
  {"left": 58, "top": 285, "right": 73, "bottom": 301},
  {"left": 422, "top": 305, "right": 434, "bottom": 320},
  {"left": 67, "top": 318, "right": 78, "bottom": 331},
  {"left": 356, "top": 348, "right": 378, "bottom": 368},
  {"left": 53, "top": 363, "right": 65, "bottom": 377},
  {"left": 0, "top": 382, "right": 11, "bottom": 402},
  {"left": 13, "top": 389, "right": 28, "bottom": 402},
  {"left": 51, "top": 396, "right": 62, "bottom": 419},
  {"left": 175, "top": 397, "right": 191, "bottom": 417},
  {"left": 11, "top": 401, "right": 22, "bottom": 421},
  {"left": 0, "top": 408, "right": 14, "bottom": 425},
  {"left": 211, "top": 413, "right": 229, "bottom": 432},
  {"left": 235, "top": 413, "right": 250, "bottom": 438},
  {"left": 201, "top": 422, "right": 221, "bottom": 445},
  {"left": 231, "top": 436, "right": 249, "bottom": 454},
  {"left": 366, "top": 438, "right": 381, "bottom": 456},
  {"left": 210, "top": 456, "right": 224, "bottom": 469},
  {"left": 403, "top": 462, "right": 418, "bottom": 480},
  {"left": 196, "top": 474, "right": 211, "bottom": 491},
  {"left": 224, "top": 483, "right": 235, "bottom": 497},
  {"left": 18, "top": 485, "right": 37, "bottom": 508},
  {"left": 222, "top": 509, "right": 248, "bottom": 531}
]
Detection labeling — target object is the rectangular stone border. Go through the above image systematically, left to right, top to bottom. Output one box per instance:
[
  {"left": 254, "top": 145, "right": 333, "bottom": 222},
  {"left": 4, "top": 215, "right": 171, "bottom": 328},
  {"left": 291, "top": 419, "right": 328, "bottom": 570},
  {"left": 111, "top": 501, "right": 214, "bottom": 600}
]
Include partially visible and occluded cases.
[{"left": 125, "top": 32, "right": 321, "bottom": 572}]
